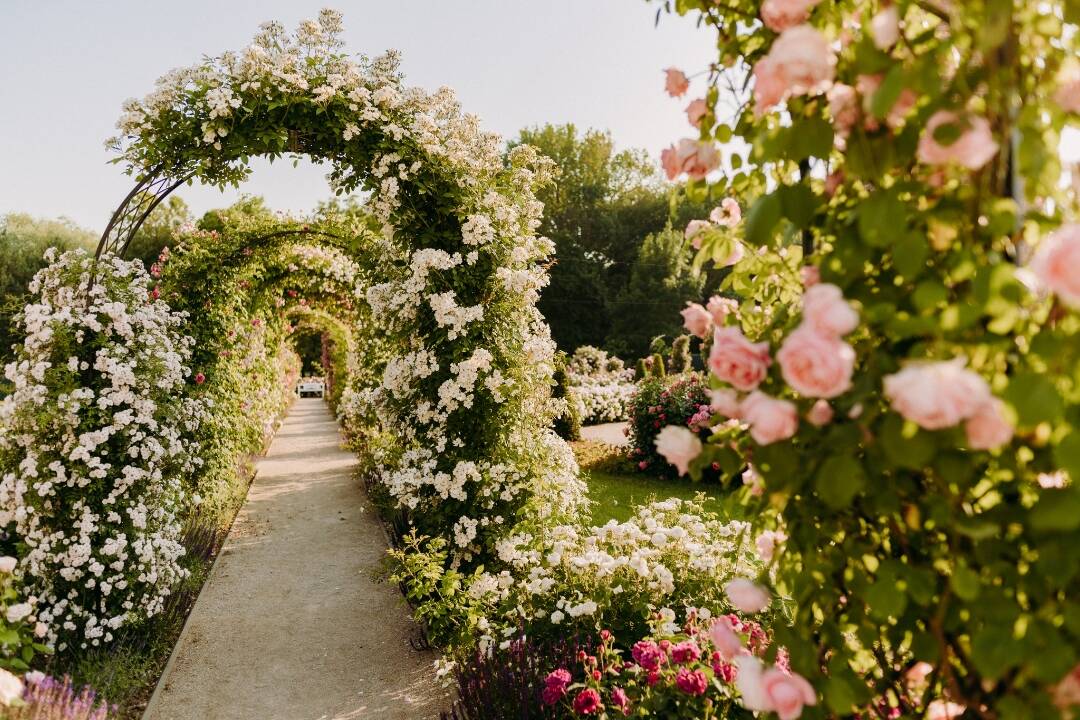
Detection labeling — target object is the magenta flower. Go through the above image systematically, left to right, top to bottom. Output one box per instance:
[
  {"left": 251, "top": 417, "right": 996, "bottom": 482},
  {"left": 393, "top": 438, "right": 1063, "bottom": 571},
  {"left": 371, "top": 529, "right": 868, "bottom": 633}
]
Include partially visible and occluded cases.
[
  {"left": 631, "top": 640, "right": 665, "bottom": 672},
  {"left": 671, "top": 640, "right": 702, "bottom": 664},
  {"left": 676, "top": 667, "right": 708, "bottom": 695},
  {"left": 572, "top": 687, "right": 603, "bottom": 714}
]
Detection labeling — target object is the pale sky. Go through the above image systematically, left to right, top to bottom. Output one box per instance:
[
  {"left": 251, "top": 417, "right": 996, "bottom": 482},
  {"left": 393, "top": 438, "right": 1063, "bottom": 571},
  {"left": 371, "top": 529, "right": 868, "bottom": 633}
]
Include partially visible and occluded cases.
[{"left": 0, "top": 1, "right": 717, "bottom": 233}]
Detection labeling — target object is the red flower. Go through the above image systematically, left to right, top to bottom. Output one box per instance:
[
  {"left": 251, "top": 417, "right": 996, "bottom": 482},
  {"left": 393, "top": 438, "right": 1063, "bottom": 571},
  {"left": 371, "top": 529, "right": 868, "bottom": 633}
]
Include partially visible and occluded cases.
[
  {"left": 194, "top": 372, "right": 206, "bottom": 385},
  {"left": 572, "top": 688, "right": 602, "bottom": 715}
]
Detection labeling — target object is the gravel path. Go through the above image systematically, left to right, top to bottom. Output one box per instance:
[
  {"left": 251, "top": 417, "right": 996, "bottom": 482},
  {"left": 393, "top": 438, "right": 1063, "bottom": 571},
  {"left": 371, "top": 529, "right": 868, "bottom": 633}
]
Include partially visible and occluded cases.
[
  {"left": 144, "top": 399, "right": 447, "bottom": 720},
  {"left": 580, "top": 421, "right": 630, "bottom": 446}
]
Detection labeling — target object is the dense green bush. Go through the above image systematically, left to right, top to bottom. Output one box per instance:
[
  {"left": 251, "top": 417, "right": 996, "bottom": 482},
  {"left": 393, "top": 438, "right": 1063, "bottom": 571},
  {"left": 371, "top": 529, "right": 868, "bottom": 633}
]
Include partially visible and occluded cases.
[{"left": 626, "top": 374, "right": 713, "bottom": 477}]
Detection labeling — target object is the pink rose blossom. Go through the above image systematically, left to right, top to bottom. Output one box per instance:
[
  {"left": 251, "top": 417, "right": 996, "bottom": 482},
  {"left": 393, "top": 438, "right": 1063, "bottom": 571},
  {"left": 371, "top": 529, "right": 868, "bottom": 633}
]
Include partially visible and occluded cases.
[
  {"left": 760, "top": 0, "right": 822, "bottom": 32},
  {"left": 870, "top": 6, "right": 900, "bottom": 49},
  {"left": 753, "top": 24, "right": 836, "bottom": 114},
  {"left": 664, "top": 67, "right": 690, "bottom": 97},
  {"left": 1055, "top": 76, "right": 1080, "bottom": 113},
  {"left": 827, "top": 83, "right": 859, "bottom": 134},
  {"left": 686, "top": 98, "right": 709, "bottom": 128},
  {"left": 917, "top": 111, "right": 999, "bottom": 170},
  {"left": 661, "top": 139, "right": 721, "bottom": 180},
  {"left": 710, "top": 198, "right": 743, "bottom": 228},
  {"left": 685, "top": 219, "right": 711, "bottom": 248},
  {"left": 1031, "top": 223, "right": 1080, "bottom": 308},
  {"left": 800, "top": 265, "right": 821, "bottom": 287},
  {"left": 802, "top": 283, "right": 858, "bottom": 337},
  {"left": 707, "top": 295, "right": 739, "bottom": 324},
  {"left": 681, "top": 302, "right": 714, "bottom": 338},
  {"left": 777, "top": 326, "right": 855, "bottom": 398},
  {"left": 709, "top": 327, "right": 772, "bottom": 391},
  {"left": 883, "top": 358, "right": 991, "bottom": 430},
  {"left": 194, "top": 372, "right": 206, "bottom": 385},
  {"left": 709, "top": 388, "right": 742, "bottom": 418},
  {"left": 740, "top": 391, "right": 799, "bottom": 445},
  {"left": 964, "top": 398, "right": 1014, "bottom": 450},
  {"left": 806, "top": 399, "right": 834, "bottom": 426},
  {"left": 655, "top": 425, "right": 703, "bottom": 476},
  {"left": 743, "top": 464, "right": 765, "bottom": 495},
  {"left": 755, "top": 529, "right": 787, "bottom": 562},
  {"left": 724, "top": 577, "right": 771, "bottom": 613},
  {"left": 709, "top": 616, "right": 746, "bottom": 659},
  {"left": 632, "top": 640, "right": 665, "bottom": 672},
  {"left": 671, "top": 640, "right": 702, "bottom": 664},
  {"left": 736, "top": 656, "right": 774, "bottom": 712},
  {"left": 905, "top": 662, "right": 934, "bottom": 692},
  {"left": 1053, "top": 664, "right": 1080, "bottom": 714},
  {"left": 761, "top": 667, "right": 818, "bottom": 720},
  {"left": 676, "top": 668, "right": 708, "bottom": 695},
  {"left": 572, "top": 687, "right": 603, "bottom": 714},
  {"left": 611, "top": 687, "right": 630, "bottom": 714},
  {"left": 926, "top": 701, "right": 966, "bottom": 720}
]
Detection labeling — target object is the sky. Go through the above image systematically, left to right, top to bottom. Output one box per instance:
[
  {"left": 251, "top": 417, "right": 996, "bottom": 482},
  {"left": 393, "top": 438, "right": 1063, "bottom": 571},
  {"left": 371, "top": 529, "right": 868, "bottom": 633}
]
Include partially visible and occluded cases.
[{"left": 0, "top": 1, "right": 717, "bottom": 234}]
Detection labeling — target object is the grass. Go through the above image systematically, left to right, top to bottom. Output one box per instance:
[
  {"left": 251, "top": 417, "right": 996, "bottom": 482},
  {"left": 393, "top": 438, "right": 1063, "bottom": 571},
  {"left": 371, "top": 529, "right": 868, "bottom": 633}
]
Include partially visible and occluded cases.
[{"left": 572, "top": 440, "right": 731, "bottom": 524}]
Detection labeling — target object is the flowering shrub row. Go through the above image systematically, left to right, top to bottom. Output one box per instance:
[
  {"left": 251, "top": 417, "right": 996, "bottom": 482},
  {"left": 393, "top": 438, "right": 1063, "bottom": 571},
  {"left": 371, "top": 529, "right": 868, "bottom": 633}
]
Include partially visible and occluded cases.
[{"left": 565, "top": 347, "right": 635, "bottom": 425}]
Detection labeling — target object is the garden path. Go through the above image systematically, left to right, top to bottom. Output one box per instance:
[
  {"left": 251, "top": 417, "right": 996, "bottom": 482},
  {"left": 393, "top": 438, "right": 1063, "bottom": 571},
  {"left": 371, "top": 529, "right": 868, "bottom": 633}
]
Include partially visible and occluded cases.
[
  {"left": 144, "top": 399, "right": 447, "bottom": 720},
  {"left": 580, "top": 421, "right": 630, "bottom": 446}
]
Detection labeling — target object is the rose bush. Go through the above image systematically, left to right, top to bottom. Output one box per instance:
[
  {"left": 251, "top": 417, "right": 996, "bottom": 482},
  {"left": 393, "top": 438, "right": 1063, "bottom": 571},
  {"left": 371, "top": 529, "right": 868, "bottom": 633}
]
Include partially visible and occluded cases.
[{"left": 651, "top": 0, "right": 1080, "bottom": 716}]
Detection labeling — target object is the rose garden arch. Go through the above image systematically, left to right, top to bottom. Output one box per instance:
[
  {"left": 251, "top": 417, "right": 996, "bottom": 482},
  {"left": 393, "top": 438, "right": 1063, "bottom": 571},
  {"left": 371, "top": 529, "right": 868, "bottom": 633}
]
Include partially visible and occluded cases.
[{"left": 98, "top": 10, "right": 584, "bottom": 573}]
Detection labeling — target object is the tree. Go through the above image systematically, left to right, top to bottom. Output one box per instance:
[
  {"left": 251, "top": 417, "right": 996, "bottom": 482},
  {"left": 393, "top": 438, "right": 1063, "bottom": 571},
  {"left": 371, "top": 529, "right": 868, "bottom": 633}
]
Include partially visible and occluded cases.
[
  {"left": 0, "top": 214, "right": 96, "bottom": 364},
  {"left": 607, "top": 227, "right": 704, "bottom": 360}
]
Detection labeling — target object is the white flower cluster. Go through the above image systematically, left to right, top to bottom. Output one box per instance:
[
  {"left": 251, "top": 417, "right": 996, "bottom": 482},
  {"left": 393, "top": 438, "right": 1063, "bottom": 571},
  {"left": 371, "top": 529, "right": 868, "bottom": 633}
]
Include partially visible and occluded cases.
[
  {"left": 0, "top": 250, "right": 203, "bottom": 649},
  {"left": 566, "top": 346, "right": 637, "bottom": 424},
  {"left": 464, "top": 498, "right": 758, "bottom": 652}
]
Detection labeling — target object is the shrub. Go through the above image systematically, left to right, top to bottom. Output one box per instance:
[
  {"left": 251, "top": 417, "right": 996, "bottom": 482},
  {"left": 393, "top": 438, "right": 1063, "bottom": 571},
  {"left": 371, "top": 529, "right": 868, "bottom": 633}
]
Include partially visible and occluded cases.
[
  {"left": 0, "top": 250, "right": 203, "bottom": 650},
  {"left": 668, "top": 335, "right": 692, "bottom": 374},
  {"left": 565, "top": 347, "right": 635, "bottom": 425},
  {"left": 551, "top": 352, "right": 581, "bottom": 441},
  {"left": 627, "top": 374, "right": 712, "bottom": 477}
]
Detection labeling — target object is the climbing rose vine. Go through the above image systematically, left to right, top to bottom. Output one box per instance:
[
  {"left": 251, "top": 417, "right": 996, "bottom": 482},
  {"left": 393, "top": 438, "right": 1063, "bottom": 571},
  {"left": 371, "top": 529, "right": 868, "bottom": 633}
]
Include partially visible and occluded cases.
[{"left": 650, "top": 0, "right": 1080, "bottom": 717}]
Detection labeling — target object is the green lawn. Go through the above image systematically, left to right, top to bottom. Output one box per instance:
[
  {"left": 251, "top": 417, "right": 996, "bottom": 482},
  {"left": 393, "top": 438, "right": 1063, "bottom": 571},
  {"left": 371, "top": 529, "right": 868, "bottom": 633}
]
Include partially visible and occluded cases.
[{"left": 572, "top": 440, "right": 731, "bottom": 524}]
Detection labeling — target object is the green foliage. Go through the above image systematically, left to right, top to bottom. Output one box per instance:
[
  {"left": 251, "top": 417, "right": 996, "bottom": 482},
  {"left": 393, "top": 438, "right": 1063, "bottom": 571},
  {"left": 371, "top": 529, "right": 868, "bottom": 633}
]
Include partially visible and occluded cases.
[
  {"left": 0, "top": 214, "right": 95, "bottom": 366},
  {"left": 608, "top": 228, "right": 705, "bottom": 360},
  {"left": 669, "top": 335, "right": 692, "bottom": 373},
  {"left": 551, "top": 351, "right": 582, "bottom": 441},
  {"left": 649, "top": 353, "right": 666, "bottom": 378}
]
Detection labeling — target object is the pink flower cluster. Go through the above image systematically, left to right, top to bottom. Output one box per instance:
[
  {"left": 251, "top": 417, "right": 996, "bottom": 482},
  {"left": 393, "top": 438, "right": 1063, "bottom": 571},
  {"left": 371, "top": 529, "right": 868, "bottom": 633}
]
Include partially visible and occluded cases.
[
  {"left": 753, "top": 24, "right": 836, "bottom": 115},
  {"left": 917, "top": 111, "right": 999, "bottom": 171},
  {"left": 661, "top": 138, "right": 721, "bottom": 181},
  {"left": 1031, "top": 223, "right": 1080, "bottom": 309},
  {"left": 777, "top": 283, "right": 858, "bottom": 400},
  {"left": 883, "top": 358, "right": 1013, "bottom": 450}
]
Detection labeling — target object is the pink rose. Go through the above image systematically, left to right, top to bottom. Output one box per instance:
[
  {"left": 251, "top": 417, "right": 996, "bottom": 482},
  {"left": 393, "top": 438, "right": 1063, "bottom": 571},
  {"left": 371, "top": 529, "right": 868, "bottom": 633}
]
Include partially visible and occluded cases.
[
  {"left": 760, "top": 0, "right": 822, "bottom": 32},
  {"left": 870, "top": 6, "right": 900, "bottom": 49},
  {"left": 753, "top": 25, "right": 836, "bottom": 114},
  {"left": 664, "top": 67, "right": 690, "bottom": 98},
  {"left": 857, "top": 74, "right": 917, "bottom": 129},
  {"left": 1056, "top": 76, "right": 1080, "bottom": 113},
  {"left": 827, "top": 83, "right": 859, "bottom": 134},
  {"left": 686, "top": 98, "right": 708, "bottom": 128},
  {"left": 917, "top": 111, "right": 999, "bottom": 170},
  {"left": 661, "top": 139, "right": 721, "bottom": 181},
  {"left": 710, "top": 198, "right": 742, "bottom": 228},
  {"left": 685, "top": 219, "right": 711, "bottom": 248},
  {"left": 1031, "top": 223, "right": 1080, "bottom": 308},
  {"left": 716, "top": 239, "right": 745, "bottom": 267},
  {"left": 800, "top": 265, "right": 820, "bottom": 287},
  {"left": 802, "top": 283, "right": 858, "bottom": 337},
  {"left": 707, "top": 295, "right": 739, "bottom": 324},
  {"left": 681, "top": 302, "right": 713, "bottom": 338},
  {"left": 777, "top": 326, "right": 855, "bottom": 398},
  {"left": 709, "top": 327, "right": 772, "bottom": 391},
  {"left": 883, "top": 358, "right": 991, "bottom": 430},
  {"left": 709, "top": 388, "right": 742, "bottom": 418},
  {"left": 741, "top": 391, "right": 799, "bottom": 445},
  {"left": 964, "top": 398, "right": 1014, "bottom": 450},
  {"left": 806, "top": 399, "right": 834, "bottom": 426},
  {"left": 655, "top": 425, "right": 703, "bottom": 476},
  {"left": 755, "top": 529, "right": 786, "bottom": 561},
  {"left": 724, "top": 577, "right": 771, "bottom": 613},
  {"left": 709, "top": 616, "right": 746, "bottom": 660},
  {"left": 632, "top": 640, "right": 665, "bottom": 672},
  {"left": 671, "top": 640, "right": 702, "bottom": 664},
  {"left": 905, "top": 662, "right": 934, "bottom": 693},
  {"left": 1053, "top": 664, "right": 1080, "bottom": 713},
  {"left": 676, "top": 667, "right": 709, "bottom": 695},
  {"left": 761, "top": 668, "right": 818, "bottom": 720},
  {"left": 611, "top": 687, "right": 630, "bottom": 713},
  {"left": 572, "top": 688, "right": 603, "bottom": 715},
  {"left": 926, "top": 701, "right": 966, "bottom": 720}
]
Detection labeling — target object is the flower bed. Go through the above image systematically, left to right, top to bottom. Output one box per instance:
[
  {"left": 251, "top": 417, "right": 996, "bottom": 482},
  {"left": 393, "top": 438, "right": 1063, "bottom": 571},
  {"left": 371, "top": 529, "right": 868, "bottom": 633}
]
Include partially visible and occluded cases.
[{"left": 565, "top": 347, "right": 636, "bottom": 424}]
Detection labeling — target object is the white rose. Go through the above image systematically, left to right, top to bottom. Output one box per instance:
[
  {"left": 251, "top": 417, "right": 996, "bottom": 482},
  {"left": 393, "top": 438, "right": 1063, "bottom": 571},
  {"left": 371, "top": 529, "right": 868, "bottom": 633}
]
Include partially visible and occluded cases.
[
  {"left": 654, "top": 425, "right": 702, "bottom": 476},
  {"left": 0, "top": 557, "right": 16, "bottom": 574},
  {"left": 5, "top": 603, "right": 32, "bottom": 623},
  {"left": 0, "top": 668, "right": 23, "bottom": 706}
]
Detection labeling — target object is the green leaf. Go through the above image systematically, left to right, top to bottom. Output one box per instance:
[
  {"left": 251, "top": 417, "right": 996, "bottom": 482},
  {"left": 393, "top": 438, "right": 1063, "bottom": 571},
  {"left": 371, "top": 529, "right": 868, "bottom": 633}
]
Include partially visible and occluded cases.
[
  {"left": 869, "top": 65, "right": 905, "bottom": 120},
  {"left": 788, "top": 117, "right": 834, "bottom": 161},
  {"left": 778, "top": 183, "right": 818, "bottom": 229},
  {"left": 857, "top": 191, "right": 907, "bottom": 248},
  {"left": 745, "top": 192, "right": 782, "bottom": 247},
  {"left": 892, "top": 232, "right": 929, "bottom": 279},
  {"left": 1004, "top": 373, "right": 1064, "bottom": 426},
  {"left": 880, "top": 414, "right": 935, "bottom": 470},
  {"left": 1053, "top": 431, "right": 1080, "bottom": 482},
  {"left": 814, "top": 453, "right": 866, "bottom": 509},
  {"left": 1030, "top": 489, "right": 1080, "bottom": 532},
  {"left": 951, "top": 564, "right": 981, "bottom": 601},
  {"left": 866, "top": 573, "right": 907, "bottom": 620},
  {"left": 971, "top": 625, "right": 1020, "bottom": 679},
  {"left": 824, "top": 675, "right": 858, "bottom": 715}
]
